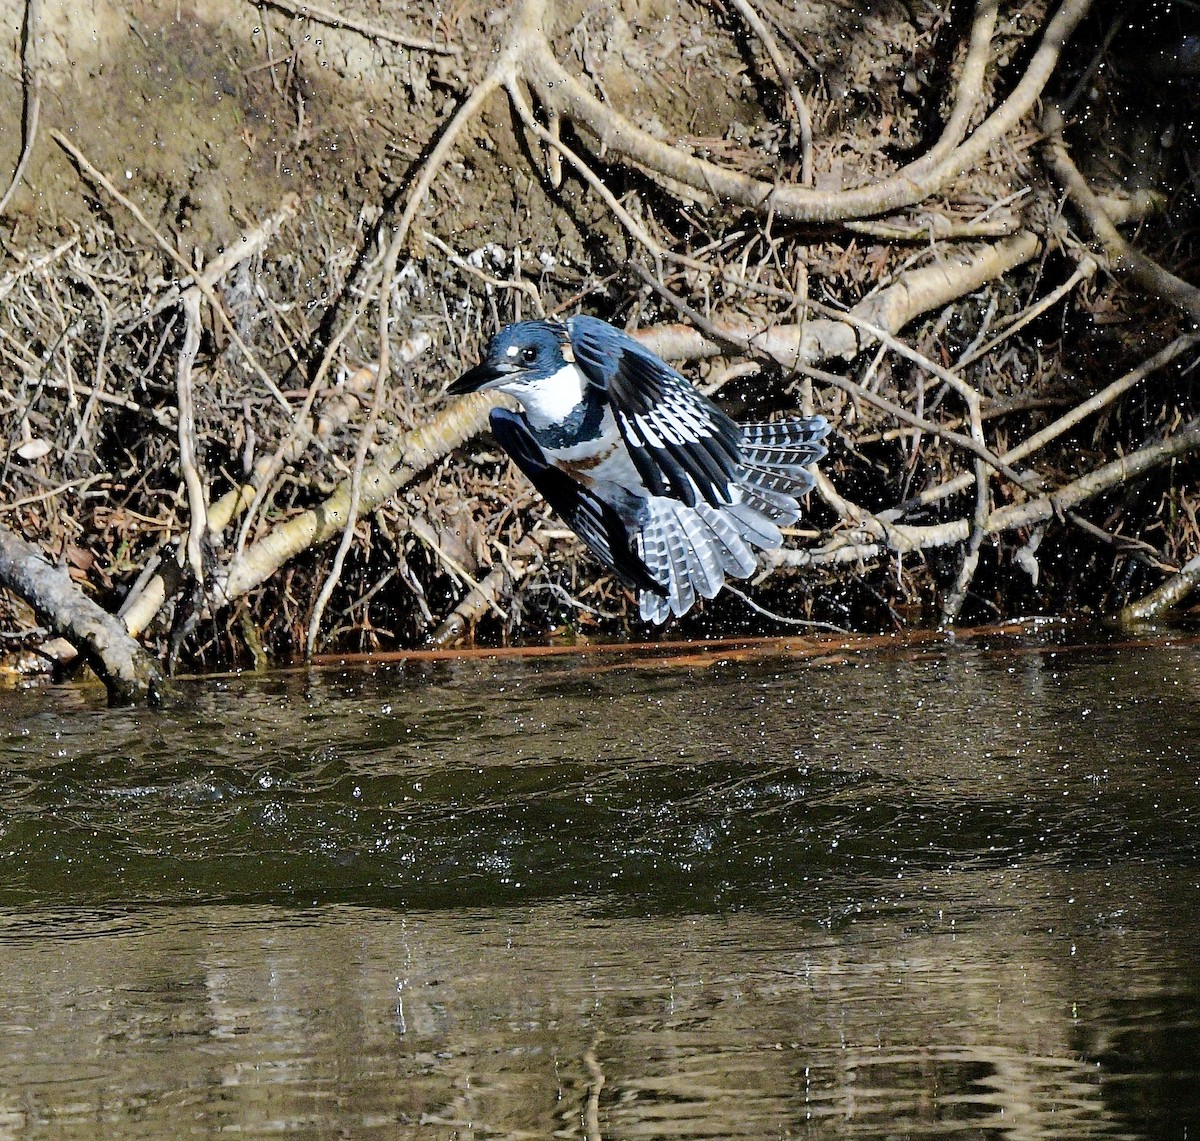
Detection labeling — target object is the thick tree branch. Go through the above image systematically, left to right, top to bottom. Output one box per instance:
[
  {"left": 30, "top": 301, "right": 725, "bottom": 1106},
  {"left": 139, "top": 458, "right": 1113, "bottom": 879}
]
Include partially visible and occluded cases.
[
  {"left": 220, "top": 391, "right": 501, "bottom": 601},
  {"left": 0, "top": 523, "right": 162, "bottom": 704},
  {"left": 1119, "top": 553, "right": 1200, "bottom": 624}
]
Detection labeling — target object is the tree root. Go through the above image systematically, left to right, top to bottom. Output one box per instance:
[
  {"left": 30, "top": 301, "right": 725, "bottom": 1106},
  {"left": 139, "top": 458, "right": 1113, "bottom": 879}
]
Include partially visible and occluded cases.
[
  {"left": 0, "top": 0, "right": 41, "bottom": 217},
  {"left": 10, "top": 0, "right": 1197, "bottom": 678},
  {"left": 254, "top": 0, "right": 459, "bottom": 53},
  {"left": 521, "top": 0, "right": 1092, "bottom": 223}
]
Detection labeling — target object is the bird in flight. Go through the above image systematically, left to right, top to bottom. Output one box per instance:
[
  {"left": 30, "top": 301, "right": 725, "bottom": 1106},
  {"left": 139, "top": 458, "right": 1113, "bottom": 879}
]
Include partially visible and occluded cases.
[{"left": 448, "top": 315, "right": 829, "bottom": 623}]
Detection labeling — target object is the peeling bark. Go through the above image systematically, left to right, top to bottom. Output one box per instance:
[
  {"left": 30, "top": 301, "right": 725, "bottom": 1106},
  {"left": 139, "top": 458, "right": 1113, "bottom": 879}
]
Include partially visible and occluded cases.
[{"left": 0, "top": 523, "right": 162, "bottom": 704}]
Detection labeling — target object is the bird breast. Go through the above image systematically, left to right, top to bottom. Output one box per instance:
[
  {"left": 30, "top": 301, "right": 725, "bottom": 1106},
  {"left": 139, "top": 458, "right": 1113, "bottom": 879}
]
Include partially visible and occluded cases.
[{"left": 545, "top": 407, "right": 647, "bottom": 491}]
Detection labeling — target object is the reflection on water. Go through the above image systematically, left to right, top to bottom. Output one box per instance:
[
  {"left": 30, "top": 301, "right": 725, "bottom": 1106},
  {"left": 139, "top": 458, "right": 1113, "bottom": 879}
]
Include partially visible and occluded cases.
[{"left": 0, "top": 630, "right": 1199, "bottom": 1138}]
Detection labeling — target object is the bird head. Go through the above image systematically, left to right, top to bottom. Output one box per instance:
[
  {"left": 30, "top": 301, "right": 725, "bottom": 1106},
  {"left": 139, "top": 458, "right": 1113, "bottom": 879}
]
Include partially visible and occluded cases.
[{"left": 447, "top": 321, "right": 574, "bottom": 395}]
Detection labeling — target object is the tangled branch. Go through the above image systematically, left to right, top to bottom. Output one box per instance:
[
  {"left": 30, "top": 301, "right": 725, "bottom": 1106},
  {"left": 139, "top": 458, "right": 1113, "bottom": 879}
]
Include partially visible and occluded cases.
[{"left": 2, "top": 0, "right": 1196, "bottom": 695}]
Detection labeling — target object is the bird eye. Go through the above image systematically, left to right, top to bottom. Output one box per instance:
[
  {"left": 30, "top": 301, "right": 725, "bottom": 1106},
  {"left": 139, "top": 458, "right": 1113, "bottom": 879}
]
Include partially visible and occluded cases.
[{"left": 521, "top": 346, "right": 538, "bottom": 363}]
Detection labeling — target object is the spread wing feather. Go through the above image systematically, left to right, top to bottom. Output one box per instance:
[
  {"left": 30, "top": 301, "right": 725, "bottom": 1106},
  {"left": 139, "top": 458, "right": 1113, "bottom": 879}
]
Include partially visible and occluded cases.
[
  {"left": 568, "top": 315, "right": 741, "bottom": 508},
  {"left": 489, "top": 319, "right": 833, "bottom": 623},
  {"left": 637, "top": 497, "right": 759, "bottom": 623},
  {"left": 693, "top": 501, "right": 758, "bottom": 580}
]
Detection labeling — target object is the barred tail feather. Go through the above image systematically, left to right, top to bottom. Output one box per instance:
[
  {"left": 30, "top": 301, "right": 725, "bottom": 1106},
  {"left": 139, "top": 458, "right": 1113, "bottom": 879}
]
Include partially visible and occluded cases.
[
  {"left": 731, "top": 414, "right": 829, "bottom": 532},
  {"left": 739, "top": 416, "right": 828, "bottom": 494},
  {"left": 741, "top": 416, "right": 830, "bottom": 456},
  {"left": 738, "top": 459, "right": 817, "bottom": 498},
  {"left": 738, "top": 481, "right": 801, "bottom": 526},
  {"left": 638, "top": 497, "right": 745, "bottom": 622},
  {"left": 651, "top": 500, "right": 697, "bottom": 619},
  {"left": 693, "top": 501, "right": 758, "bottom": 580},
  {"left": 640, "top": 590, "right": 671, "bottom": 624}
]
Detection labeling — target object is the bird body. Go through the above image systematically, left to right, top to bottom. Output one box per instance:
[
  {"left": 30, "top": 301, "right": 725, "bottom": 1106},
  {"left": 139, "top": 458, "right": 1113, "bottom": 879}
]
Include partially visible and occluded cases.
[{"left": 448, "top": 315, "right": 828, "bottom": 622}]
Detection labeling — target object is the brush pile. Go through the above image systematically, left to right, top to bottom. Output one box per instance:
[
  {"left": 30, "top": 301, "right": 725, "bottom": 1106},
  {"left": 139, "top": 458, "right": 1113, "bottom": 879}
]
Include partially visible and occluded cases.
[{"left": 0, "top": 0, "right": 1196, "bottom": 698}]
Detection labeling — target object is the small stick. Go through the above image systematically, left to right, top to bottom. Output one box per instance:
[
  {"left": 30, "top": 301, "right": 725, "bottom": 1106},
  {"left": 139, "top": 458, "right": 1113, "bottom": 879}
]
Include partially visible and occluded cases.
[
  {"left": 0, "top": 0, "right": 41, "bottom": 217},
  {"left": 255, "top": 0, "right": 459, "bottom": 54},
  {"left": 727, "top": 0, "right": 814, "bottom": 185},
  {"left": 507, "top": 79, "right": 666, "bottom": 271},
  {"left": 50, "top": 129, "right": 192, "bottom": 280},
  {"left": 424, "top": 230, "right": 545, "bottom": 317},
  {"left": 958, "top": 254, "right": 1097, "bottom": 367},
  {"left": 175, "top": 292, "right": 208, "bottom": 586},
  {"left": 0, "top": 474, "right": 106, "bottom": 515},
  {"left": 724, "top": 583, "right": 848, "bottom": 632}
]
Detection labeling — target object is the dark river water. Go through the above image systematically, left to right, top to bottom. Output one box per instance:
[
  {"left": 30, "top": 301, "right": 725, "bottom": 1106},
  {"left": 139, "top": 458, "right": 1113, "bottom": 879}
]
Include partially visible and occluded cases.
[{"left": 1, "top": 626, "right": 1199, "bottom": 1139}]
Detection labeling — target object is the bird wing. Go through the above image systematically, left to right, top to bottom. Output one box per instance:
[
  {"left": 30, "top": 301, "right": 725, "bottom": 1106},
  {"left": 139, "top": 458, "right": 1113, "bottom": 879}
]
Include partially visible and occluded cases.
[
  {"left": 566, "top": 315, "right": 742, "bottom": 508},
  {"left": 489, "top": 408, "right": 665, "bottom": 596}
]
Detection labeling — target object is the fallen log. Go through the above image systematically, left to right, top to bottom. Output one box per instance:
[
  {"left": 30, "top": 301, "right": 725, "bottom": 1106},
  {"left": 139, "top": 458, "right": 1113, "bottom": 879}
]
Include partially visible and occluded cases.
[{"left": 0, "top": 523, "right": 162, "bottom": 704}]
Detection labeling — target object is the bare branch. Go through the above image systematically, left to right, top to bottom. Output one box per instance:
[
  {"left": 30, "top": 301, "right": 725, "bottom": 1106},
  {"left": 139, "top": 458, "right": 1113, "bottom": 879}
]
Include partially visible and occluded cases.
[
  {"left": 1043, "top": 108, "right": 1200, "bottom": 325},
  {"left": 175, "top": 291, "right": 207, "bottom": 587},
  {"left": 885, "top": 333, "right": 1200, "bottom": 518},
  {"left": 221, "top": 391, "right": 501, "bottom": 602},
  {"left": 770, "top": 419, "right": 1200, "bottom": 571},
  {"left": 0, "top": 522, "right": 162, "bottom": 704}
]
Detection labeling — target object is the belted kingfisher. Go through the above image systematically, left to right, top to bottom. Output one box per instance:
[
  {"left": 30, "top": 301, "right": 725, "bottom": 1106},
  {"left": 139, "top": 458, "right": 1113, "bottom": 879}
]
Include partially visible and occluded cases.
[{"left": 448, "top": 315, "right": 829, "bottom": 623}]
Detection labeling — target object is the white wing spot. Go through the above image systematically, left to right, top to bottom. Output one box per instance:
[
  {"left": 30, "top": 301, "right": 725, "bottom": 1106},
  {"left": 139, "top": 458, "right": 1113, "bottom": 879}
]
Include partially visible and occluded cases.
[
  {"left": 661, "top": 405, "right": 699, "bottom": 443},
  {"left": 620, "top": 413, "right": 643, "bottom": 447},
  {"left": 634, "top": 413, "right": 665, "bottom": 449}
]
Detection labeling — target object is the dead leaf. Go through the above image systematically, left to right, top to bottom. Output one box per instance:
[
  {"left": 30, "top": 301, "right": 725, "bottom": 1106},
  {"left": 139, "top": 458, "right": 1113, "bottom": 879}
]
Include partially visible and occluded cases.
[{"left": 16, "top": 439, "right": 52, "bottom": 461}]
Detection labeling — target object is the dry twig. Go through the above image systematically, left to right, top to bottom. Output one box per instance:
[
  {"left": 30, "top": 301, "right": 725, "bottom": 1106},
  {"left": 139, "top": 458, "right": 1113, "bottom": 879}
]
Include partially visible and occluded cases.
[
  {"left": 0, "top": 0, "right": 41, "bottom": 217},
  {"left": 254, "top": 0, "right": 459, "bottom": 54}
]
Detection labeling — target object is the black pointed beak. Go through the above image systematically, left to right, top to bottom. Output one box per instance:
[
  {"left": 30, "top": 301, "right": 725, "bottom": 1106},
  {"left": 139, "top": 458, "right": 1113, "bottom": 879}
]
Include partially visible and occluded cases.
[{"left": 447, "top": 360, "right": 504, "bottom": 395}]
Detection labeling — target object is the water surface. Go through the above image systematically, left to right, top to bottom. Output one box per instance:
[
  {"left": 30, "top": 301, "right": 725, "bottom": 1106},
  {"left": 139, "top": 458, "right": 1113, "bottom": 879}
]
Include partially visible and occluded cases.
[{"left": 1, "top": 629, "right": 1199, "bottom": 1138}]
